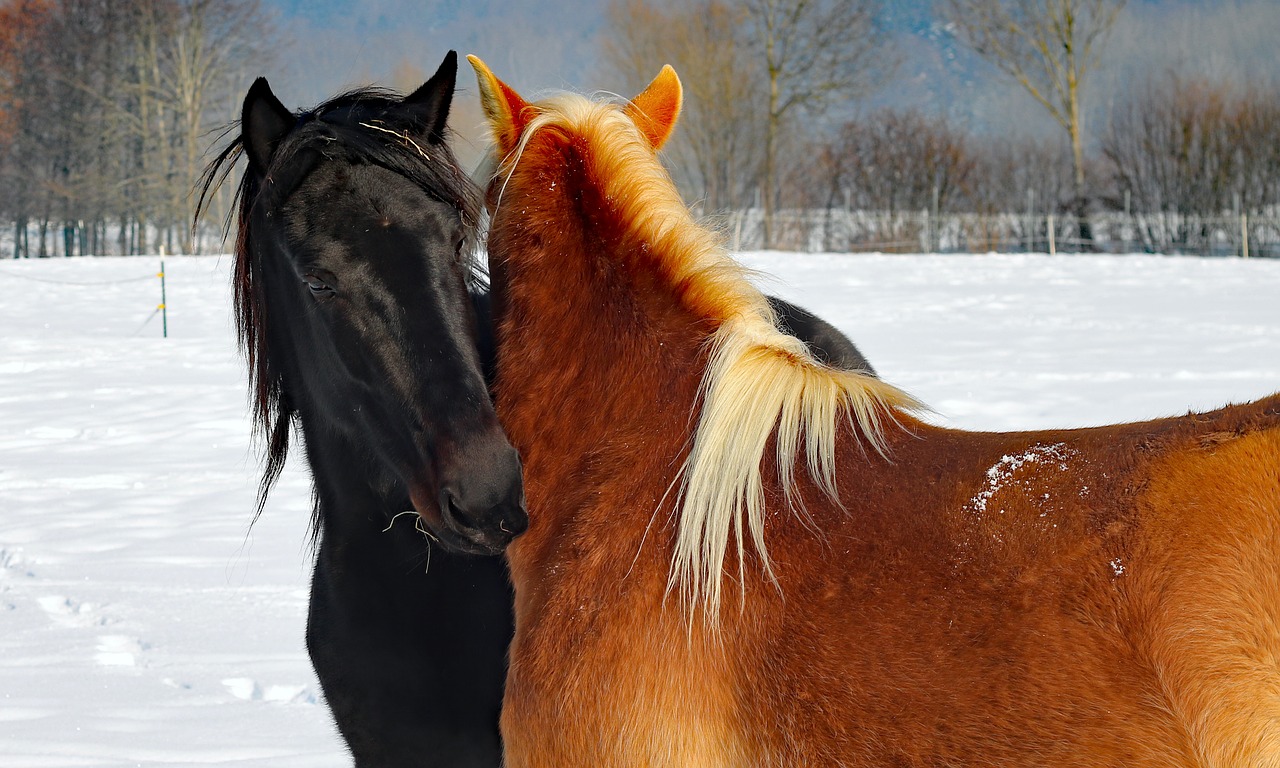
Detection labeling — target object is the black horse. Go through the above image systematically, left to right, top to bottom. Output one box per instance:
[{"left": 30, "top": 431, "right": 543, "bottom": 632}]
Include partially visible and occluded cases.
[
  {"left": 199, "top": 51, "right": 873, "bottom": 768},
  {"left": 200, "top": 52, "right": 522, "bottom": 767},
  {"left": 767, "top": 296, "right": 874, "bottom": 374}
]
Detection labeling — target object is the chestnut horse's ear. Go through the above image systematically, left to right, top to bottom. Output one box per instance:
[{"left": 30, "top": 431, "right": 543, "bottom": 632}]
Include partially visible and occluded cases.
[
  {"left": 403, "top": 50, "right": 457, "bottom": 144},
  {"left": 467, "top": 54, "right": 531, "bottom": 158},
  {"left": 623, "top": 65, "right": 682, "bottom": 151},
  {"left": 242, "top": 77, "right": 293, "bottom": 175}
]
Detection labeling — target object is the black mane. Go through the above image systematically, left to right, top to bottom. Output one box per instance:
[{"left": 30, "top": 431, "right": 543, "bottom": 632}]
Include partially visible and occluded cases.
[{"left": 196, "top": 86, "right": 483, "bottom": 527}]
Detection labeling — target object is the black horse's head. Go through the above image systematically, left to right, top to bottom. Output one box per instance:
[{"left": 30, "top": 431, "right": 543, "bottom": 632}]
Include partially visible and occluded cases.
[{"left": 199, "top": 52, "right": 526, "bottom": 555}]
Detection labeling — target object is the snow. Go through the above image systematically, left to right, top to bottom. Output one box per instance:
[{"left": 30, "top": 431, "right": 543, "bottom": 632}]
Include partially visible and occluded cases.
[
  {"left": 741, "top": 251, "right": 1280, "bottom": 430},
  {"left": 1, "top": 252, "right": 1277, "bottom": 765},
  {"left": 964, "top": 442, "right": 1072, "bottom": 516}
]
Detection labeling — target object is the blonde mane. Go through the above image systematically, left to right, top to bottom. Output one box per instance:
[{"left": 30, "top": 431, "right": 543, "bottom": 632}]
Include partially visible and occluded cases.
[{"left": 494, "top": 93, "right": 924, "bottom": 620}]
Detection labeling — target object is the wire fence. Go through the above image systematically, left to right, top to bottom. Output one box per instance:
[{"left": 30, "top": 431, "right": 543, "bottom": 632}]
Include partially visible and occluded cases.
[
  {"left": 719, "top": 209, "right": 1280, "bottom": 257},
  {"left": 5, "top": 212, "right": 1279, "bottom": 257},
  {"left": 0, "top": 259, "right": 170, "bottom": 336}
]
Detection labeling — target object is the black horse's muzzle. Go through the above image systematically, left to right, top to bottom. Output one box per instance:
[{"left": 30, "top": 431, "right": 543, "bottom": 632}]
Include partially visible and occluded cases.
[
  {"left": 410, "top": 435, "right": 527, "bottom": 555},
  {"left": 439, "top": 485, "right": 528, "bottom": 554}
]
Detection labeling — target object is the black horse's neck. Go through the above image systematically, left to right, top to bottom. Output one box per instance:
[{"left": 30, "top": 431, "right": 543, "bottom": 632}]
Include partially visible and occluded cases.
[
  {"left": 296, "top": 408, "right": 511, "bottom": 768},
  {"left": 299, "top": 417, "right": 404, "bottom": 534}
]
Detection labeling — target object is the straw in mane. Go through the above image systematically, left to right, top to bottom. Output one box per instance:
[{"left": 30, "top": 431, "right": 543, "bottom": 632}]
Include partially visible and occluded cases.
[{"left": 470, "top": 56, "right": 922, "bottom": 618}]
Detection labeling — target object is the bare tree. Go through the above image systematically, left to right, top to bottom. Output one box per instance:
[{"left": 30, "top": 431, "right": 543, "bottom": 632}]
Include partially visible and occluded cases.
[
  {"left": 0, "top": 0, "right": 270, "bottom": 256},
  {"left": 0, "top": 0, "right": 57, "bottom": 256},
  {"left": 50, "top": 0, "right": 140, "bottom": 257},
  {"left": 119, "top": 0, "right": 270, "bottom": 253},
  {"left": 164, "top": 0, "right": 269, "bottom": 253},
  {"left": 604, "top": 0, "right": 765, "bottom": 212},
  {"left": 605, "top": 0, "right": 887, "bottom": 228},
  {"left": 743, "top": 0, "right": 887, "bottom": 247},
  {"left": 944, "top": 0, "right": 1124, "bottom": 237},
  {"left": 1101, "top": 72, "right": 1280, "bottom": 252},
  {"left": 1102, "top": 74, "right": 1229, "bottom": 219},
  {"left": 1230, "top": 82, "right": 1280, "bottom": 217},
  {"left": 826, "top": 109, "right": 976, "bottom": 215},
  {"left": 966, "top": 134, "right": 1074, "bottom": 215}
]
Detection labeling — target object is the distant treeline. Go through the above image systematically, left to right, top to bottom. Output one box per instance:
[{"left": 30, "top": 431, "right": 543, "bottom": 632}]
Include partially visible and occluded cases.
[
  {"left": 0, "top": 0, "right": 270, "bottom": 258},
  {"left": 3, "top": 0, "right": 1278, "bottom": 256},
  {"left": 606, "top": 0, "right": 1280, "bottom": 253},
  {"left": 781, "top": 75, "right": 1280, "bottom": 224}
]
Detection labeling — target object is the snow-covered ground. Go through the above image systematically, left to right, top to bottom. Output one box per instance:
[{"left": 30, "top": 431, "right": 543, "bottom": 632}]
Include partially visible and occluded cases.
[{"left": 1, "top": 253, "right": 1277, "bottom": 766}]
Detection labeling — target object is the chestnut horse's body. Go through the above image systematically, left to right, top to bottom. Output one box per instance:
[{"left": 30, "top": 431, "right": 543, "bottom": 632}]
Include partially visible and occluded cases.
[{"left": 470, "top": 58, "right": 1280, "bottom": 767}]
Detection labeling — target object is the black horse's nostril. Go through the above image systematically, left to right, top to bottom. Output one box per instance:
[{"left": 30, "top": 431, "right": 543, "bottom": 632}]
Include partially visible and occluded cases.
[
  {"left": 439, "top": 488, "right": 478, "bottom": 530},
  {"left": 501, "top": 504, "right": 529, "bottom": 536}
]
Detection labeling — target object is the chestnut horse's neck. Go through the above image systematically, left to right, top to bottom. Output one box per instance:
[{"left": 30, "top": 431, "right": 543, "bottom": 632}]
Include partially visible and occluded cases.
[{"left": 487, "top": 95, "right": 922, "bottom": 619}]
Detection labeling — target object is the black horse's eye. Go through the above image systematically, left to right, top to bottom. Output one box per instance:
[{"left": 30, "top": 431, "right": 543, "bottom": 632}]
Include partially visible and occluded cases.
[{"left": 303, "top": 273, "right": 335, "bottom": 297}]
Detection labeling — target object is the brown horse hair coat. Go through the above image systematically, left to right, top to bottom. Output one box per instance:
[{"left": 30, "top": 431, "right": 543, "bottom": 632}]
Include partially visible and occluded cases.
[
  {"left": 470, "top": 55, "right": 1280, "bottom": 768},
  {"left": 477, "top": 61, "right": 922, "bottom": 618}
]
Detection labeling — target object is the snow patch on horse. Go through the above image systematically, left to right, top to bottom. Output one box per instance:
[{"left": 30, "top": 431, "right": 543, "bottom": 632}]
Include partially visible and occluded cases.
[{"left": 967, "top": 442, "right": 1074, "bottom": 517}]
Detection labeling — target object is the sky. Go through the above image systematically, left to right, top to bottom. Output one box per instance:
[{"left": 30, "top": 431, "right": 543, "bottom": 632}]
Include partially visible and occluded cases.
[
  {"left": 256, "top": 0, "right": 1280, "bottom": 150},
  {"left": 262, "top": 0, "right": 607, "bottom": 101}
]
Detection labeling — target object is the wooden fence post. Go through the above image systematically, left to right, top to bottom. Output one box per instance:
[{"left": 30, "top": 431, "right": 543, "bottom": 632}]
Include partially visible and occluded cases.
[{"left": 1242, "top": 212, "right": 1249, "bottom": 259}]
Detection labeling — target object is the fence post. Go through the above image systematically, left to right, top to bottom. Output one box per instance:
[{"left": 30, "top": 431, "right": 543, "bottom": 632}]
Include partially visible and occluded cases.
[
  {"left": 931, "top": 184, "right": 940, "bottom": 253},
  {"left": 1025, "top": 189, "right": 1035, "bottom": 252},
  {"left": 1241, "top": 212, "right": 1249, "bottom": 259},
  {"left": 1048, "top": 213, "right": 1056, "bottom": 256},
  {"left": 159, "top": 247, "right": 168, "bottom": 338}
]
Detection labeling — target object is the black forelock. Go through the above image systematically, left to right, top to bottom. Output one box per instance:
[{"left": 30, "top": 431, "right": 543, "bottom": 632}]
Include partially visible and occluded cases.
[{"left": 286, "top": 87, "right": 480, "bottom": 238}]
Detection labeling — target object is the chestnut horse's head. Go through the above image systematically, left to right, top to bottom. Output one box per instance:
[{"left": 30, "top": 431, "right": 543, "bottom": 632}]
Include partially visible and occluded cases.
[{"left": 469, "top": 55, "right": 683, "bottom": 162}]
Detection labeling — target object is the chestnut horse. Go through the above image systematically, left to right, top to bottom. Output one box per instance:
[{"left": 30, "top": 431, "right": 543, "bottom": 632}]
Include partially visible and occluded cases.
[{"left": 469, "top": 56, "right": 1280, "bottom": 767}]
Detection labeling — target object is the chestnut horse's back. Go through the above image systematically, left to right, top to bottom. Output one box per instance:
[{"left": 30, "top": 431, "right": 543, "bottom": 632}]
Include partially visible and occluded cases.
[{"left": 739, "top": 395, "right": 1280, "bottom": 766}]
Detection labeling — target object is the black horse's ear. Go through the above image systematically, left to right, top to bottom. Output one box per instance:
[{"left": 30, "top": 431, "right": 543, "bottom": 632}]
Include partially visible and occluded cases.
[
  {"left": 403, "top": 50, "right": 457, "bottom": 144},
  {"left": 242, "top": 77, "right": 293, "bottom": 174}
]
